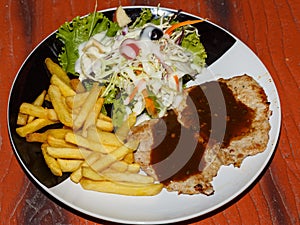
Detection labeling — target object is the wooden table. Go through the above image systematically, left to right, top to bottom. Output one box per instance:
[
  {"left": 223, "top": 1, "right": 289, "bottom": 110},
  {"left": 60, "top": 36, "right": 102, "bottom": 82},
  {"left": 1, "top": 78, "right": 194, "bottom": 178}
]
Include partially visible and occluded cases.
[{"left": 1, "top": 0, "right": 299, "bottom": 224}]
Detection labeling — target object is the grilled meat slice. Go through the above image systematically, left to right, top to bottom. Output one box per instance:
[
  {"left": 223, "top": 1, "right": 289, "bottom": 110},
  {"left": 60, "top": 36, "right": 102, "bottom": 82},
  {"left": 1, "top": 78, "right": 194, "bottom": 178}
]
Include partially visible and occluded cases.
[{"left": 131, "top": 74, "right": 271, "bottom": 195}]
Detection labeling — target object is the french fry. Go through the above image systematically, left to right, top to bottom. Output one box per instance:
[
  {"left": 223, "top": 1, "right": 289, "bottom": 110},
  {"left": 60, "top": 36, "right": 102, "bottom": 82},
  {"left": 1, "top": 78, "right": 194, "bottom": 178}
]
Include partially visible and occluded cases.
[
  {"left": 45, "top": 58, "right": 70, "bottom": 85},
  {"left": 50, "top": 74, "right": 76, "bottom": 97},
  {"left": 70, "top": 78, "right": 86, "bottom": 93},
  {"left": 73, "top": 83, "right": 101, "bottom": 130},
  {"left": 48, "top": 84, "right": 73, "bottom": 127},
  {"left": 27, "top": 90, "right": 47, "bottom": 123},
  {"left": 65, "top": 92, "right": 89, "bottom": 109},
  {"left": 44, "top": 93, "right": 50, "bottom": 101},
  {"left": 82, "top": 97, "right": 104, "bottom": 136},
  {"left": 19, "top": 103, "right": 58, "bottom": 121},
  {"left": 47, "top": 109, "right": 59, "bottom": 121},
  {"left": 17, "top": 113, "right": 28, "bottom": 126},
  {"left": 98, "top": 113, "right": 112, "bottom": 122},
  {"left": 115, "top": 113, "right": 136, "bottom": 141},
  {"left": 16, "top": 118, "right": 57, "bottom": 137},
  {"left": 96, "top": 118, "right": 114, "bottom": 132},
  {"left": 86, "top": 126, "right": 99, "bottom": 142},
  {"left": 87, "top": 127, "right": 123, "bottom": 147},
  {"left": 26, "top": 128, "right": 72, "bottom": 143},
  {"left": 47, "top": 128, "right": 73, "bottom": 139},
  {"left": 26, "top": 132, "right": 48, "bottom": 143},
  {"left": 65, "top": 132, "right": 117, "bottom": 153},
  {"left": 47, "top": 135, "right": 77, "bottom": 148},
  {"left": 90, "top": 140, "right": 138, "bottom": 172},
  {"left": 41, "top": 144, "right": 62, "bottom": 176},
  {"left": 46, "top": 146, "right": 86, "bottom": 159},
  {"left": 84, "top": 151, "right": 102, "bottom": 166},
  {"left": 123, "top": 152, "right": 134, "bottom": 164},
  {"left": 70, "top": 157, "right": 99, "bottom": 183},
  {"left": 57, "top": 159, "right": 83, "bottom": 172},
  {"left": 109, "top": 160, "right": 129, "bottom": 172},
  {"left": 126, "top": 163, "right": 141, "bottom": 173},
  {"left": 70, "top": 165, "right": 84, "bottom": 183},
  {"left": 82, "top": 166, "right": 106, "bottom": 181},
  {"left": 101, "top": 170, "right": 154, "bottom": 184},
  {"left": 80, "top": 179, "right": 163, "bottom": 196}
]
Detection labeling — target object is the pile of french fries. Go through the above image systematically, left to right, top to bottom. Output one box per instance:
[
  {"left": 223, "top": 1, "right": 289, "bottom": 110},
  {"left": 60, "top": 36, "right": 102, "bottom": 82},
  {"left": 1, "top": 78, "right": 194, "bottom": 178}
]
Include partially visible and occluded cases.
[{"left": 16, "top": 58, "right": 163, "bottom": 196}]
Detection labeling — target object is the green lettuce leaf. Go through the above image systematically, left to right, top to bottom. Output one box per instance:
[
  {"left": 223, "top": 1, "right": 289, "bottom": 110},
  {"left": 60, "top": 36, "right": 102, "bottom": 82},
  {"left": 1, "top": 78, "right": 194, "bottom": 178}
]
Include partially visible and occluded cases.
[
  {"left": 56, "top": 12, "right": 120, "bottom": 75},
  {"left": 181, "top": 32, "right": 207, "bottom": 67}
]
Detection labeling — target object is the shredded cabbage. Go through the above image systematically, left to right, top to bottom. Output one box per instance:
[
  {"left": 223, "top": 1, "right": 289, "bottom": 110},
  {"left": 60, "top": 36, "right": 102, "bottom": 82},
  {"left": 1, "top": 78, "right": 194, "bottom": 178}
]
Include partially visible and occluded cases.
[{"left": 57, "top": 9, "right": 207, "bottom": 127}]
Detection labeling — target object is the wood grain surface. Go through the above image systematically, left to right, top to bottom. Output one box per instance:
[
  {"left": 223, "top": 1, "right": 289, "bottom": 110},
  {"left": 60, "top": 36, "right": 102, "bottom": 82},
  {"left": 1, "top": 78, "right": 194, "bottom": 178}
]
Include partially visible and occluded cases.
[{"left": 1, "top": 0, "right": 299, "bottom": 224}]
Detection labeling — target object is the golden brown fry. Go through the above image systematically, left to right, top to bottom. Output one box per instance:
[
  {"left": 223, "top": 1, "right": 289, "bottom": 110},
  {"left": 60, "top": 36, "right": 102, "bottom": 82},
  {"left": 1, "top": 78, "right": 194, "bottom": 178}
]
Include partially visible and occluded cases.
[
  {"left": 45, "top": 58, "right": 70, "bottom": 85},
  {"left": 50, "top": 74, "right": 76, "bottom": 97},
  {"left": 70, "top": 79, "right": 86, "bottom": 93},
  {"left": 73, "top": 83, "right": 101, "bottom": 130},
  {"left": 48, "top": 84, "right": 73, "bottom": 127},
  {"left": 27, "top": 90, "right": 47, "bottom": 123},
  {"left": 33, "top": 90, "right": 47, "bottom": 105},
  {"left": 65, "top": 92, "right": 89, "bottom": 109},
  {"left": 44, "top": 94, "right": 51, "bottom": 101},
  {"left": 82, "top": 97, "right": 104, "bottom": 136},
  {"left": 19, "top": 103, "right": 58, "bottom": 121},
  {"left": 19, "top": 103, "right": 46, "bottom": 118},
  {"left": 47, "top": 109, "right": 60, "bottom": 121},
  {"left": 17, "top": 113, "right": 28, "bottom": 126},
  {"left": 98, "top": 113, "right": 112, "bottom": 122},
  {"left": 115, "top": 113, "right": 136, "bottom": 141},
  {"left": 16, "top": 118, "right": 57, "bottom": 137},
  {"left": 96, "top": 118, "right": 114, "bottom": 132},
  {"left": 86, "top": 126, "right": 99, "bottom": 142},
  {"left": 87, "top": 127, "right": 123, "bottom": 147},
  {"left": 26, "top": 128, "right": 71, "bottom": 143},
  {"left": 28, "top": 128, "right": 72, "bottom": 143},
  {"left": 47, "top": 128, "right": 73, "bottom": 139},
  {"left": 26, "top": 132, "right": 48, "bottom": 143},
  {"left": 65, "top": 132, "right": 117, "bottom": 153},
  {"left": 47, "top": 135, "right": 77, "bottom": 148},
  {"left": 90, "top": 141, "right": 138, "bottom": 172},
  {"left": 41, "top": 144, "right": 62, "bottom": 176},
  {"left": 46, "top": 146, "right": 86, "bottom": 159},
  {"left": 84, "top": 151, "right": 102, "bottom": 165},
  {"left": 123, "top": 152, "right": 134, "bottom": 164},
  {"left": 69, "top": 157, "right": 99, "bottom": 183},
  {"left": 57, "top": 159, "right": 83, "bottom": 172},
  {"left": 109, "top": 160, "right": 129, "bottom": 172},
  {"left": 126, "top": 163, "right": 141, "bottom": 173},
  {"left": 70, "top": 164, "right": 84, "bottom": 183},
  {"left": 81, "top": 166, "right": 106, "bottom": 181},
  {"left": 101, "top": 170, "right": 154, "bottom": 184},
  {"left": 80, "top": 179, "right": 163, "bottom": 196}
]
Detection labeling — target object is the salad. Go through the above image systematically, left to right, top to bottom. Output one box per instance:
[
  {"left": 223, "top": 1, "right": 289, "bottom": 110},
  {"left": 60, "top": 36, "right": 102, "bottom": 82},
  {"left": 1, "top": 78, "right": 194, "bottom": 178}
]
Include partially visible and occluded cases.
[{"left": 56, "top": 7, "right": 207, "bottom": 128}]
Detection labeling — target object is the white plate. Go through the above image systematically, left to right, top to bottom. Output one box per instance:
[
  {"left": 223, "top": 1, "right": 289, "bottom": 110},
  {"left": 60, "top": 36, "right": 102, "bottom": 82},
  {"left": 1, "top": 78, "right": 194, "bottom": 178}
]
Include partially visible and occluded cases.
[{"left": 8, "top": 6, "right": 281, "bottom": 224}]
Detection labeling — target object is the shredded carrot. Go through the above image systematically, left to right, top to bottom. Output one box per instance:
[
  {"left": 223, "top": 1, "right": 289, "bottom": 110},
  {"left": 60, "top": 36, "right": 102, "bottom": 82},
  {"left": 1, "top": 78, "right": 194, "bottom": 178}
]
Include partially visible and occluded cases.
[
  {"left": 164, "top": 19, "right": 206, "bottom": 35},
  {"left": 134, "top": 63, "right": 143, "bottom": 75},
  {"left": 173, "top": 75, "right": 179, "bottom": 91},
  {"left": 125, "top": 79, "right": 145, "bottom": 104},
  {"left": 128, "top": 86, "right": 139, "bottom": 102},
  {"left": 142, "top": 90, "right": 157, "bottom": 117},
  {"left": 145, "top": 97, "right": 157, "bottom": 117}
]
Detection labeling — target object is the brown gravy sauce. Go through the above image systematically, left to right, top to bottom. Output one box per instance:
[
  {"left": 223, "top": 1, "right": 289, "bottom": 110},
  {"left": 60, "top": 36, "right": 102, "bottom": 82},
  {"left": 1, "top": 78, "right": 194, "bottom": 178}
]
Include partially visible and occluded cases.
[{"left": 150, "top": 81, "right": 254, "bottom": 184}]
